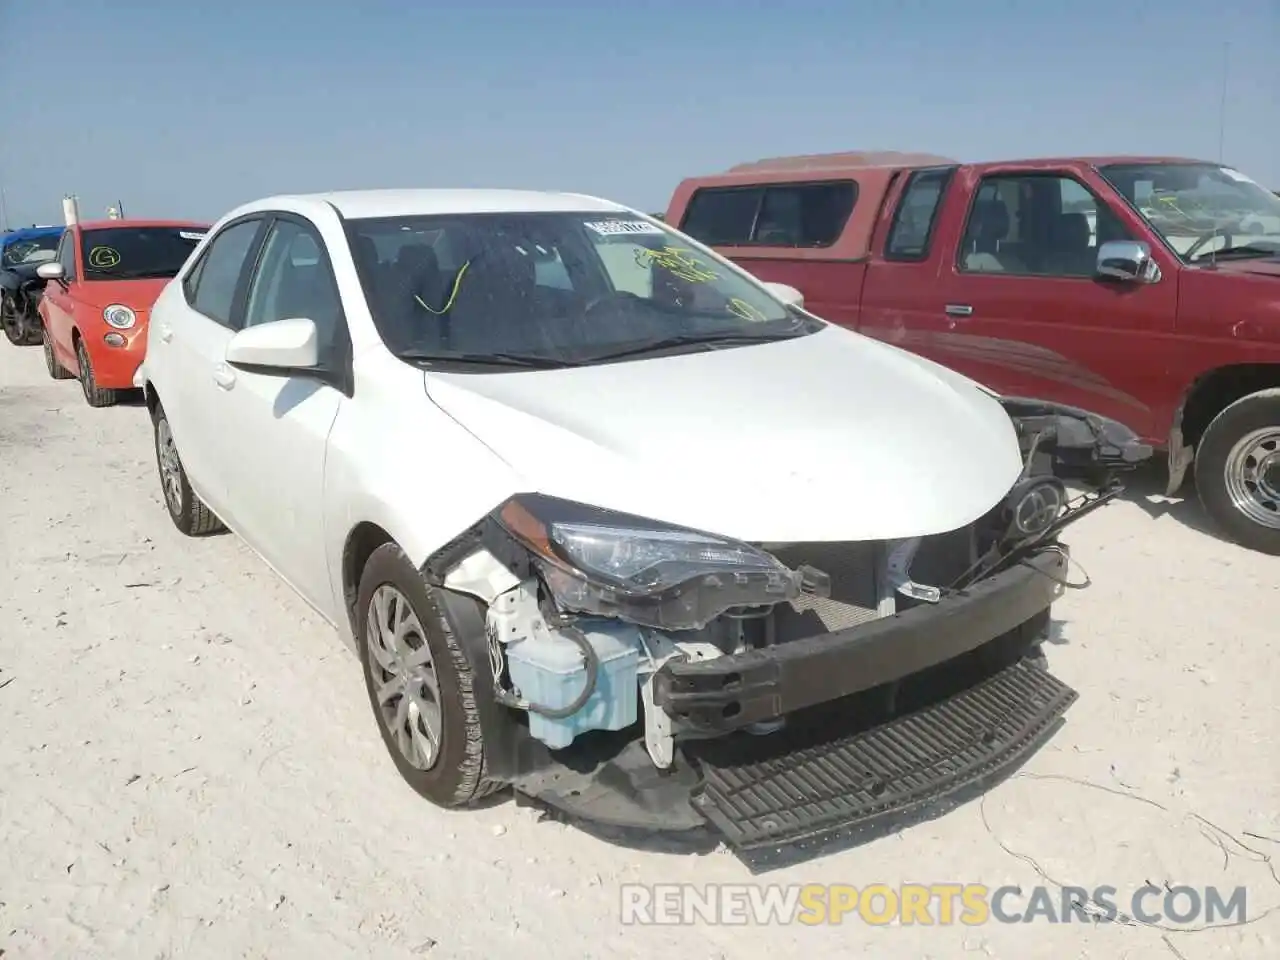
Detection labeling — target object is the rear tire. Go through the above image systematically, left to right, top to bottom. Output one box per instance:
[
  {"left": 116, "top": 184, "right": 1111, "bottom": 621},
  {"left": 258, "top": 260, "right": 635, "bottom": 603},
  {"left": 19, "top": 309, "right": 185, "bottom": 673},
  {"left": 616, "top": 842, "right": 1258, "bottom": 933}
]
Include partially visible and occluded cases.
[
  {"left": 43, "top": 325, "right": 73, "bottom": 379},
  {"left": 76, "top": 337, "right": 121, "bottom": 407},
  {"left": 1194, "top": 389, "right": 1280, "bottom": 555},
  {"left": 151, "top": 402, "right": 224, "bottom": 536},
  {"left": 356, "top": 542, "right": 504, "bottom": 808}
]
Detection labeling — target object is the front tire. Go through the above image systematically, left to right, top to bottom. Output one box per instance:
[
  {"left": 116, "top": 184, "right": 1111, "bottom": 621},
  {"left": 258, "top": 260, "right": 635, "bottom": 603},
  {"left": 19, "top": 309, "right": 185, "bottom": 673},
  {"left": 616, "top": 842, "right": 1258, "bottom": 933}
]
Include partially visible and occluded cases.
[
  {"left": 1, "top": 294, "right": 25, "bottom": 345},
  {"left": 43, "top": 325, "right": 73, "bottom": 379},
  {"left": 75, "top": 337, "right": 121, "bottom": 408},
  {"left": 1194, "top": 389, "right": 1280, "bottom": 555},
  {"left": 151, "top": 403, "right": 224, "bottom": 536},
  {"left": 356, "top": 542, "right": 503, "bottom": 807}
]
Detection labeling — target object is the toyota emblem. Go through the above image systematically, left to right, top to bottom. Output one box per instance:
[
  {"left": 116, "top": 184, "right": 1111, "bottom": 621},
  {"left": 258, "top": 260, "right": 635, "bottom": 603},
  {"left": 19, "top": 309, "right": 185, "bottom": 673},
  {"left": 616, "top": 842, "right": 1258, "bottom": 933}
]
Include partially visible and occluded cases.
[{"left": 1013, "top": 481, "right": 1064, "bottom": 535}]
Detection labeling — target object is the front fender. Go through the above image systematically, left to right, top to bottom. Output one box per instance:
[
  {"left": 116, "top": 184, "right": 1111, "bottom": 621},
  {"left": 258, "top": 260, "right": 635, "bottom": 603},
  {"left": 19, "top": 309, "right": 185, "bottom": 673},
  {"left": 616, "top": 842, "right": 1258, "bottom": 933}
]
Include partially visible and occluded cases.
[{"left": 999, "top": 396, "right": 1154, "bottom": 488}]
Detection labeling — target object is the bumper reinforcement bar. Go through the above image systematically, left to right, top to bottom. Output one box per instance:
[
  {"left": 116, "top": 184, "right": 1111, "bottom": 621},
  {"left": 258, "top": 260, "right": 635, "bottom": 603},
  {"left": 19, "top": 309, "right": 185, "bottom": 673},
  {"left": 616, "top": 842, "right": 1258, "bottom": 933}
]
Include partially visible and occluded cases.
[{"left": 654, "top": 548, "right": 1068, "bottom": 732}]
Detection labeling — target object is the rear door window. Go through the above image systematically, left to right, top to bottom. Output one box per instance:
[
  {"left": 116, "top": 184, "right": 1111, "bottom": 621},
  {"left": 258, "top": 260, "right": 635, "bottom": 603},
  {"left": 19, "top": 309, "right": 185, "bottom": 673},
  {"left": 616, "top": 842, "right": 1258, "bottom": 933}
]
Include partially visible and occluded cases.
[
  {"left": 885, "top": 167, "right": 956, "bottom": 260},
  {"left": 680, "top": 181, "right": 856, "bottom": 247}
]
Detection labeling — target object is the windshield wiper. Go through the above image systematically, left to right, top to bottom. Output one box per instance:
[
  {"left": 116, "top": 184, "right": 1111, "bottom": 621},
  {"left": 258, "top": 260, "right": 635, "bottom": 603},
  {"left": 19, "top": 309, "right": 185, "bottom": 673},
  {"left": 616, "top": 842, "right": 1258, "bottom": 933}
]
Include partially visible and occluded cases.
[
  {"left": 579, "top": 330, "right": 806, "bottom": 363},
  {"left": 398, "top": 349, "right": 577, "bottom": 369}
]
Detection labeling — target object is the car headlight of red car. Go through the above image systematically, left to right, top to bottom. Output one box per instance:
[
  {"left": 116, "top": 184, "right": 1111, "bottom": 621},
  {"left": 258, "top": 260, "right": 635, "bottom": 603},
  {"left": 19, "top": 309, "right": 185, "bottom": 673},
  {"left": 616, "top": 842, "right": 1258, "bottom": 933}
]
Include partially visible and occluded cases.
[{"left": 103, "top": 304, "right": 136, "bottom": 329}]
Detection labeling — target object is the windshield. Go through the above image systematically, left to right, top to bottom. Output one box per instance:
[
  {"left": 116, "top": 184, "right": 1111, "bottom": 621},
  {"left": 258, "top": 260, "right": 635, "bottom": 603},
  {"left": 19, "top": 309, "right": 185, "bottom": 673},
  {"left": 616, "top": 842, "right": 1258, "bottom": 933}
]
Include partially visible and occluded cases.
[
  {"left": 1099, "top": 162, "right": 1280, "bottom": 261},
  {"left": 344, "top": 210, "right": 820, "bottom": 368},
  {"left": 80, "top": 226, "right": 208, "bottom": 280},
  {"left": 1, "top": 234, "right": 61, "bottom": 268}
]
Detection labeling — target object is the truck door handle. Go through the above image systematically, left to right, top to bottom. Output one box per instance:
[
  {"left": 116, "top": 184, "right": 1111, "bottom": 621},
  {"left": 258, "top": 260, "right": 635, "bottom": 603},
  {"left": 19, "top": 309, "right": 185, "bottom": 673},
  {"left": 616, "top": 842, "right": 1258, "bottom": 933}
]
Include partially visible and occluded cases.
[
  {"left": 945, "top": 304, "right": 973, "bottom": 317},
  {"left": 157, "top": 323, "right": 173, "bottom": 343},
  {"left": 213, "top": 364, "right": 236, "bottom": 390}
]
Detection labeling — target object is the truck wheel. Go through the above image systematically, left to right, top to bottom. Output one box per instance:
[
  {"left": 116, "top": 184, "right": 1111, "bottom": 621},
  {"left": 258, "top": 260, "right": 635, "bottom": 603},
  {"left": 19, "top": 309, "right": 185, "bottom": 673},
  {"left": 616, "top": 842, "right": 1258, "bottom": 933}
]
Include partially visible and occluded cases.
[
  {"left": 43, "top": 326, "right": 73, "bottom": 379},
  {"left": 1194, "top": 389, "right": 1280, "bottom": 555},
  {"left": 355, "top": 542, "right": 504, "bottom": 808}
]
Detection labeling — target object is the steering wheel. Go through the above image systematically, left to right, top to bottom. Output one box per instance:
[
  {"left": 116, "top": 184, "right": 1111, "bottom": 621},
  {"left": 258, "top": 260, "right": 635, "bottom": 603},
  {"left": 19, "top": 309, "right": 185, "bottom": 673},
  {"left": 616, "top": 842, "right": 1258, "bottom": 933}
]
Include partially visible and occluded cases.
[
  {"left": 1183, "top": 219, "right": 1246, "bottom": 261},
  {"left": 3, "top": 242, "right": 37, "bottom": 266},
  {"left": 581, "top": 289, "right": 643, "bottom": 317}
]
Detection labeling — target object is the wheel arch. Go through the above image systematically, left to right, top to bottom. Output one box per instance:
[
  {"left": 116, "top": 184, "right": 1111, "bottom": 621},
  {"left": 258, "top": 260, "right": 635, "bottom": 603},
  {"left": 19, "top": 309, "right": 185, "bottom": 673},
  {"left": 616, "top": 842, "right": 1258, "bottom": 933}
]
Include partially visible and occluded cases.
[
  {"left": 1167, "top": 364, "right": 1280, "bottom": 494},
  {"left": 142, "top": 379, "right": 162, "bottom": 419},
  {"left": 341, "top": 521, "right": 398, "bottom": 639}
]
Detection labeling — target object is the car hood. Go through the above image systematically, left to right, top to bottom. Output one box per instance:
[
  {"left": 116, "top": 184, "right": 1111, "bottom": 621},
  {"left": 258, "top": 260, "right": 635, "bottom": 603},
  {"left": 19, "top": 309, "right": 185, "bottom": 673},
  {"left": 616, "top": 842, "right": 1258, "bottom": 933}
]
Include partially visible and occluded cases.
[
  {"left": 1201, "top": 256, "right": 1280, "bottom": 278},
  {"left": 80, "top": 277, "right": 170, "bottom": 311},
  {"left": 422, "top": 327, "right": 1025, "bottom": 543}
]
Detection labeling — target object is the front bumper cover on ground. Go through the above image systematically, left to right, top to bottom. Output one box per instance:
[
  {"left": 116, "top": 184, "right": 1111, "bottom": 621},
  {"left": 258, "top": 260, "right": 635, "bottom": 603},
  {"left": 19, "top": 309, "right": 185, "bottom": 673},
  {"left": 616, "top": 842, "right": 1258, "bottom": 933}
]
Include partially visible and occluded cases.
[
  {"left": 654, "top": 546, "right": 1068, "bottom": 733},
  {"left": 689, "top": 658, "right": 1076, "bottom": 861}
]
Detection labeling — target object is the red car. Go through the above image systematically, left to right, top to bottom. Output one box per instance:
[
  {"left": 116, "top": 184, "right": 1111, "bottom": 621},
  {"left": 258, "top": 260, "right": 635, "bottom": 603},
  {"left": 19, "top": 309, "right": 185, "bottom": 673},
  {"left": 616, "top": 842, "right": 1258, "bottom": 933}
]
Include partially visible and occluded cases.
[{"left": 37, "top": 218, "right": 209, "bottom": 406}]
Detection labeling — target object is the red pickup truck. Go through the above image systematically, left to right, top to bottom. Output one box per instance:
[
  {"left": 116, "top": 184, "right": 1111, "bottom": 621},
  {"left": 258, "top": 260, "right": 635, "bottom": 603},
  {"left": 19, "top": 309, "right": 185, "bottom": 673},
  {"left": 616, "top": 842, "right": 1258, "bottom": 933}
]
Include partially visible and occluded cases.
[{"left": 665, "top": 151, "right": 1280, "bottom": 554}]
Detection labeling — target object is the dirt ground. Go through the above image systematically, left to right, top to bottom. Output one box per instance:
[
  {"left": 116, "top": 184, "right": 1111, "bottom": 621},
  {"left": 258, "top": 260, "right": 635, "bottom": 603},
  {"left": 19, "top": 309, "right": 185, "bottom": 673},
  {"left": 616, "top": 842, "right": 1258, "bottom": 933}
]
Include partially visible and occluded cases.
[{"left": 1, "top": 340, "right": 1277, "bottom": 960}]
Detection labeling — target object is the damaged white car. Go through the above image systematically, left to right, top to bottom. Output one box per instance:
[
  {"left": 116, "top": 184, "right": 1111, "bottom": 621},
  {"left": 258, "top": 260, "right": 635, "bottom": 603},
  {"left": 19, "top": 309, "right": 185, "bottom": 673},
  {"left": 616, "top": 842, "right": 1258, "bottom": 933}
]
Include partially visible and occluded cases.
[{"left": 135, "top": 188, "right": 1152, "bottom": 859}]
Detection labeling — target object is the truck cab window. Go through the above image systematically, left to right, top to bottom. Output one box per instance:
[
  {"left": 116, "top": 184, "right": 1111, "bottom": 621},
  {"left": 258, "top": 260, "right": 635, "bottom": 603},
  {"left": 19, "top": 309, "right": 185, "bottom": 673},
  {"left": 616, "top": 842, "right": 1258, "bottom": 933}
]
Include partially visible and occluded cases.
[
  {"left": 885, "top": 168, "right": 955, "bottom": 260},
  {"left": 959, "top": 174, "right": 1131, "bottom": 278},
  {"left": 680, "top": 182, "right": 856, "bottom": 247},
  {"left": 680, "top": 188, "right": 763, "bottom": 245}
]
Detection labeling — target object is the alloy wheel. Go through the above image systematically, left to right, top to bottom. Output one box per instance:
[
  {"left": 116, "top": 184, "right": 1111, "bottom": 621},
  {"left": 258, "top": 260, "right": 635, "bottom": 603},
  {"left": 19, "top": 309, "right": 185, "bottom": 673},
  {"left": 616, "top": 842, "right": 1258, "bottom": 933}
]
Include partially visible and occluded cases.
[
  {"left": 156, "top": 417, "right": 184, "bottom": 515},
  {"left": 365, "top": 584, "right": 444, "bottom": 771}
]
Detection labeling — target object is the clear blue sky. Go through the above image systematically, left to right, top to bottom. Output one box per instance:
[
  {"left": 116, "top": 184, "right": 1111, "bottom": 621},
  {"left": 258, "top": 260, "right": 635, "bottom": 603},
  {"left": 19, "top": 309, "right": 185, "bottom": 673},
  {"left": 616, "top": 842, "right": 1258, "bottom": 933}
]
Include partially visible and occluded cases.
[{"left": 1, "top": 0, "right": 1275, "bottom": 227}]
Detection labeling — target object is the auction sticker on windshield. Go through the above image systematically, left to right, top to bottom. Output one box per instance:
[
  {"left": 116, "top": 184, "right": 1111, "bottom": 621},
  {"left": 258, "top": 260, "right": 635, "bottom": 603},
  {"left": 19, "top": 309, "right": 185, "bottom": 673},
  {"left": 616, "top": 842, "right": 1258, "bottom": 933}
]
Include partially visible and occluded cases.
[
  {"left": 1221, "top": 168, "right": 1260, "bottom": 185},
  {"left": 584, "top": 219, "right": 665, "bottom": 236}
]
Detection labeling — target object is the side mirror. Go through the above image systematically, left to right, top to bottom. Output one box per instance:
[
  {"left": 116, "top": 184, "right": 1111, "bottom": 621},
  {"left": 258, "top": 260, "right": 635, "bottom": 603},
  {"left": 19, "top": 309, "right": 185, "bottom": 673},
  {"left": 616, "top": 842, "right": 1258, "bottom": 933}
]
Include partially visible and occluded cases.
[
  {"left": 1096, "top": 240, "right": 1160, "bottom": 283},
  {"left": 36, "top": 262, "right": 65, "bottom": 281},
  {"left": 762, "top": 281, "right": 804, "bottom": 308},
  {"left": 226, "top": 317, "right": 319, "bottom": 374}
]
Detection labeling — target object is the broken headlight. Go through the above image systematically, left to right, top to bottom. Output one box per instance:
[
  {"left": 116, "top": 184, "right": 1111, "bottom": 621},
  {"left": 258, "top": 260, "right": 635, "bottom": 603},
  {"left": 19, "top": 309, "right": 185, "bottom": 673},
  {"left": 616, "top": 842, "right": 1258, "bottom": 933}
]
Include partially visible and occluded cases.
[{"left": 493, "top": 494, "right": 805, "bottom": 630}]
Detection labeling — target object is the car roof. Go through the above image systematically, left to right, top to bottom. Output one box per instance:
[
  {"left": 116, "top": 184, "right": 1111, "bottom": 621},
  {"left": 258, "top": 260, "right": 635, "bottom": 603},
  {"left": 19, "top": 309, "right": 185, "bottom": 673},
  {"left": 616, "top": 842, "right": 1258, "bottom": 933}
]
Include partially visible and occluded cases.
[
  {"left": 687, "top": 153, "right": 1219, "bottom": 188},
  {"left": 238, "top": 188, "right": 631, "bottom": 221},
  {"left": 74, "top": 218, "right": 210, "bottom": 231},
  {"left": 1, "top": 225, "right": 63, "bottom": 244}
]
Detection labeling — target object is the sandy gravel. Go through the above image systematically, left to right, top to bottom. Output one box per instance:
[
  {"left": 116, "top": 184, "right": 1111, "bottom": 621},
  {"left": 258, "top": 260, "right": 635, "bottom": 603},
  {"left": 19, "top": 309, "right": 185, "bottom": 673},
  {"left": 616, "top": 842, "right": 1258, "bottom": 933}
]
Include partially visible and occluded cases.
[{"left": 1, "top": 340, "right": 1277, "bottom": 960}]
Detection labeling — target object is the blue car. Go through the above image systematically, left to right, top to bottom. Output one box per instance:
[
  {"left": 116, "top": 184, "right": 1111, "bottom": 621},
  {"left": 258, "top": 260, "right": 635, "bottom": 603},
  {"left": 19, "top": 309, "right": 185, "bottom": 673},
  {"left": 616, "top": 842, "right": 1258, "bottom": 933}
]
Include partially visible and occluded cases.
[{"left": 1, "top": 225, "right": 65, "bottom": 345}]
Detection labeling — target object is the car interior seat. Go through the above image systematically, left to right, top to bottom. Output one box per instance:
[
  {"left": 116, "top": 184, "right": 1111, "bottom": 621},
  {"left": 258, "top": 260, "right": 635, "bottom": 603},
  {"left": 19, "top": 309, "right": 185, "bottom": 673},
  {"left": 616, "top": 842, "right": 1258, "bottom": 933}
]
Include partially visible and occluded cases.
[
  {"left": 962, "top": 200, "right": 1028, "bottom": 273},
  {"left": 1041, "top": 212, "right": 1094, "bottom": 276},
  {"left": 445, "top": 242, "right": 548, "bottom": 354},
  {"left": 381, "top": 243, "right": 447, "bottom": 348},
  {"left": 273, "top": 257, "right": 341, "bottom": 358}
]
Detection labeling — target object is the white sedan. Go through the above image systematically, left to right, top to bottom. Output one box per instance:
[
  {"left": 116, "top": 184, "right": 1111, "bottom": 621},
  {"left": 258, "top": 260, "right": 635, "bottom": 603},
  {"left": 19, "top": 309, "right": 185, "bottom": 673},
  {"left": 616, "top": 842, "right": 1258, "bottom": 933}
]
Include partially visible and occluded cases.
[{"left": 136, "top": 188, "right": 1144, "bottom": 851}]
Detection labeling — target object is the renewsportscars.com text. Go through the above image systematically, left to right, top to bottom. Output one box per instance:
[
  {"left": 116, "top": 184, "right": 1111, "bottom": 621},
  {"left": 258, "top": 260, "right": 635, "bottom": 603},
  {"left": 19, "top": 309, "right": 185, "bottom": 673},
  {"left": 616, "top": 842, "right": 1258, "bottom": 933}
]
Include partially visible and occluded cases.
[{"left": 620, "top": 883, "right": 1248, "bottom": 926}]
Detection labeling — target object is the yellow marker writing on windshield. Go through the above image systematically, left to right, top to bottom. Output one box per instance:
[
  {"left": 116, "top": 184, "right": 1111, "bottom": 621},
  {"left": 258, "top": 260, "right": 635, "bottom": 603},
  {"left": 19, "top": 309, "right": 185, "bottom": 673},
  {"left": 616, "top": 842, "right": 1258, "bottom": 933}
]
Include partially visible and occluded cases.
[
  {"left": 88, "top": 246, "right": 121, "bottom": 269},
  {"left": 635, "top": 246, "right": 718, "bottom": 284},
  {"left": 727, "top": 298, "right": 767, "bottom": 322}
]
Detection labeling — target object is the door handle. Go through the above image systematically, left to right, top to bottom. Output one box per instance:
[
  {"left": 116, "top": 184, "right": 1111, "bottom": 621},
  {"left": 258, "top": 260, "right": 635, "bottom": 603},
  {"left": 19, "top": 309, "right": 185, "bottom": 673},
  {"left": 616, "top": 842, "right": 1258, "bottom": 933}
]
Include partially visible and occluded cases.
[
  {"left": 945, "top": 304, "right": 973, "bottom": 317},
  {"left": 157, "top": 323, "right": 173, "bottom": 343},
  {"left": 213, "top": 364, "right": 236, "bottom": 390}
]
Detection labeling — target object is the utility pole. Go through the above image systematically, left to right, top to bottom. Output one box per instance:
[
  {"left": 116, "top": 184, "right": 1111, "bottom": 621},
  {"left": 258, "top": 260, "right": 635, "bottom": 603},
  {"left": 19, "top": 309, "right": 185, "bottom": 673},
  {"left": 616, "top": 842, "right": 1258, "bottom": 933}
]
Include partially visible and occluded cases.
[{"left": 1217, "top": 41, "right": 1230, "bottom": 162}]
